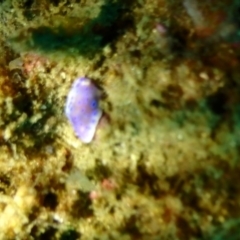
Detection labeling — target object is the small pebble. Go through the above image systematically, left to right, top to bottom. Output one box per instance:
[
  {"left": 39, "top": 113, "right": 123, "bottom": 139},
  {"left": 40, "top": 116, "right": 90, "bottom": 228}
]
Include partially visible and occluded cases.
[{"left": 65, "top": 77, "right": 103, "bottom": 143}]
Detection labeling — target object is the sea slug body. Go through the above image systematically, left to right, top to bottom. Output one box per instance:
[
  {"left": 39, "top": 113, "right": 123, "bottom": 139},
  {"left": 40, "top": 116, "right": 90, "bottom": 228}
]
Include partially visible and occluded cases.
[{"left": 65, "top": 77, "right": 103, "bottom": 143}]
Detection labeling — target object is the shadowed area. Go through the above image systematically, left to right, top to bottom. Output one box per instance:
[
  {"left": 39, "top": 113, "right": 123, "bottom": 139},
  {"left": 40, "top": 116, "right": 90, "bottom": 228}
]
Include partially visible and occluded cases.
[{"left": 12, "top": 0, "right": 134, "bottom": 57}]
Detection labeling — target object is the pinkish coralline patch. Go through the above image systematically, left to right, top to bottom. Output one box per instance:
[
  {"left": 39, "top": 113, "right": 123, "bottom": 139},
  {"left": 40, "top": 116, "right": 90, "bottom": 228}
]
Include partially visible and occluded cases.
[{"left": 8, "top": 52, "right": 51, "bottom": 77}]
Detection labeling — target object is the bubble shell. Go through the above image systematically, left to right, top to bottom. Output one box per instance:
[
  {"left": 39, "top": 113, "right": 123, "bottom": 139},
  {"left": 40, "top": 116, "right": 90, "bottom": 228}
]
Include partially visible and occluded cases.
[{"left": 65, "top": 77, "right": 103, "bottom": 143}]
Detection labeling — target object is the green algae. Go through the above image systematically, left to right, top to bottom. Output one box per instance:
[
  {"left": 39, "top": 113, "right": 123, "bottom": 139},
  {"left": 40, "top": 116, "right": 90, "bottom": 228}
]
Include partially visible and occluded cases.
[{"left": 10, "top": 0, "right": 133, "bottom": 57}]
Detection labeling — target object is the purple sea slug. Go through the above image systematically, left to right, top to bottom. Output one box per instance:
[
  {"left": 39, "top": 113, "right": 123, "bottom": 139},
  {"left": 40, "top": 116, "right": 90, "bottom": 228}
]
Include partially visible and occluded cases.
[{"left": 65, "top": 77, "right": 103, "bottom": 143}]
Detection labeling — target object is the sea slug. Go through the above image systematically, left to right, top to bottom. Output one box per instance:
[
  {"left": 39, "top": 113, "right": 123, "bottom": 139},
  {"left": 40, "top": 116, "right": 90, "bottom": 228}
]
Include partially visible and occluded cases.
[{"left": 65, "top": 77, "right": 103, "bottom": 143}]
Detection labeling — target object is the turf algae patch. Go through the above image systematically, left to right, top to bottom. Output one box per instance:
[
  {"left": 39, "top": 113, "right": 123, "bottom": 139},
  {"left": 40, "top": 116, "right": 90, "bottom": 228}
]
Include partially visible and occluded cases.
[
  {"left": 0, "top": 0, "right": 240, "bottom": 239},
  {"left": 10, "top": 0, "right": 135, "bottom": 58},
  {"left": 1, "top": 70, "right": 58, "bottom": 153}
]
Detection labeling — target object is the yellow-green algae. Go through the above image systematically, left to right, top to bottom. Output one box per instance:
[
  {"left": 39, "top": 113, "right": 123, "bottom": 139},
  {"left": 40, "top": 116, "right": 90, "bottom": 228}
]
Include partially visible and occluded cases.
[{"left": 0, "top": 0, "right": 240, "bottom": 239}]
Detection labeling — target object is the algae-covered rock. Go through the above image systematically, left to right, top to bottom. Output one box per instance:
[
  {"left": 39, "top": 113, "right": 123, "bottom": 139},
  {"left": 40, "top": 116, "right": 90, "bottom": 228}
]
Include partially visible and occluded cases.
[{"left": 0, "top": 0, "right": 239, "bottom": 239}]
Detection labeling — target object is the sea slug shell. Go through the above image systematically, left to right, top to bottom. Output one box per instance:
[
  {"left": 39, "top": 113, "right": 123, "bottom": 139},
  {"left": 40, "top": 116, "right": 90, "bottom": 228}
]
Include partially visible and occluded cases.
[{"left": 65, "top": 77, "right": 102, "bottom": 143}]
